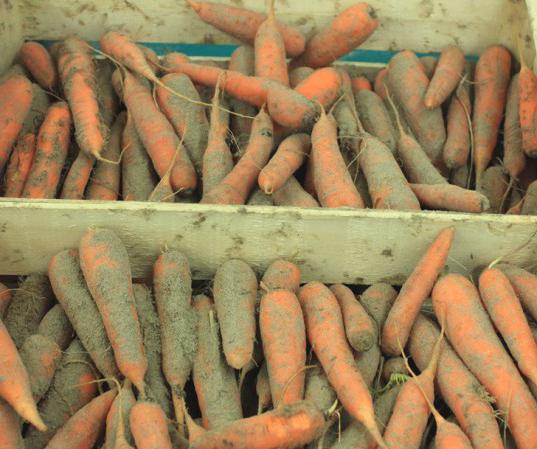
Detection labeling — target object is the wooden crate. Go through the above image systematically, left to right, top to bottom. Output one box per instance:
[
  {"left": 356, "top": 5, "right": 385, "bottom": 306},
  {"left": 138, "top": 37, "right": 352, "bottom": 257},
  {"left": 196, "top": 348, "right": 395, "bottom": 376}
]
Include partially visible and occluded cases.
[{"left": 1, "top": 0, "right": 537, "bottom": 284}]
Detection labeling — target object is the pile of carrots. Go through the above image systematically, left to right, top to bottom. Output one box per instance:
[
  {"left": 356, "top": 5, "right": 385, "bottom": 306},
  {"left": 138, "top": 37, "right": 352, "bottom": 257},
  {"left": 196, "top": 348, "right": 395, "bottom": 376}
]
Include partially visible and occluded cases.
[
  {"left": 0, "top": 1, "right": 536, "bottom": 214},
  {"left": 0, "top": 226, "right": 536, "bottom": 448}
]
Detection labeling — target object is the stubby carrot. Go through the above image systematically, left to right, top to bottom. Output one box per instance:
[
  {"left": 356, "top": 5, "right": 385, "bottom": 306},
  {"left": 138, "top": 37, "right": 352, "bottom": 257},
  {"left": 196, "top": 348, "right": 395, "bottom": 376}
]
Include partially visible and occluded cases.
[
  {"left": 187, "top": 1, "right": 305, "bottom": 58},
  {"left": 290, "top": 3, "right": 378, "bottom": 68},
  {"left": 19, "top": 41, "right": 57, "bottom": 90},
  {"left": 424, "top": 45, "right": 465, "bottom": 109},
  {"left": 472, "top": 46, "right": 511, "bottom": 188},
  {"left": 518, "top": 47, "right": 537, "bottom": 156},
  {"left": 295, "top": 67, "right": 342, "bottom": 110},
  {"left": 0, "top": 74, "right": 33, "bottom": 171},
  {"left": 504, "top": 74, "right": 526, "bottom": 179},
  {"left": 352, "top": 76, "right": 372, "bottom": 92},
  {"left": 266, "top": 83, "right": 318, "bottom": 129},
  {"left": 355, "top": 90, "right": 397, "bottom": 153},
  {"left": 22, "top": 102, "right": 71, "bottom": 199},
  {"left": 4, "top": 132, "right": 36, "bottom": 197},
  {"left": 60, "top": 146, "right": 95, "bottom": 200},
  {"left": 272, "top": 176, "right": 320, "bottom": 208},
  {"left": 410, "top": 183, "right": 491, "bottom": 213},
  {"left": 382, "top": 227, "right": 454, "bottom": 355},
  {"left": 79, "top": 228, "right": 147, "bottom": 395},
  {"left": 262, "top": 259, "right": 301, "bottom": 293},
  {"left": 497, "top": 263, "right": 537, "bottom": 321},
  {"left": 479, "top": 267, "right": 537, "bottom": 385},
  {"left": 432, "top": 274, "right": 537, "bottom": 449},
  {"left": 298, "top": 282, "right": 386, "bottom": 448},
  {"left": 0, "top": 283, "right": 12, "bottom": 318},
  {"left": 37, "top": 304, "right": 74, "bottom": 351},
  {"left": 354, "top": 318, "right": 381, "bottom": 388},
  {"left": 0, "top": 399, "right": 24, "bottom": 449},
  {"left": 130, "top": 401, "right": 174, "bottom": 449}
]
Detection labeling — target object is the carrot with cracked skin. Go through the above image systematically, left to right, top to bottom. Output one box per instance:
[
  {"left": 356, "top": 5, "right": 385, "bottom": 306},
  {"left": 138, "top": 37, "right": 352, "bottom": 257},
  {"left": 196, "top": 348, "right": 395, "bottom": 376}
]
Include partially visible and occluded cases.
[
  {"left": 187, "top": 1, "right": 305, "bottom": 57},
  {"left": 290, "top": 2, "right": 378, "bottom": 68},
  {"left": 19, "top": 41, "right": 57, "bottom": 90},
  {"left": 518, "top": 44, "right": 537, "bottom": 156},
  {"left": 424, "top": 45, "right": 465, "bottom": 109},
  {"left": 473, "top": 46, "right": 511, "bottom": 188},
  {"left": 504, "top": 74, "right": 526, "bottom": 179},
  {"left": 352, "top": 76, "right": 372, "bottom": 92},
  {"left": 22, "top": 101, "right": 71, "bottom": 199},
  {"left": 202, "top": 107, "right": 273, "bottom": 205},
  {"left": 4, "top": 132, "right": 36, "bottom": 197},
  {"left": 259, "top": 133, "right": 310, "bottom": 194},
  {"left": 272, "top": 176, "right": 320, "bottom": 208},
  {"left": 410, "top": 183, "right": 490, "bottom": 213},
  {"left": 382, "top": 227, "right": 454, "bottom": 355},
  {"left": 79, "top": 228, "right": 147, "bottom": 396},
  {"left": 262, "top": 259, "right": 301, "bottom": 293},
  {"left": 497, "top": 263, "right": 537, "bottom": 321},
  {"left": 478, "top": 267, "right": 537, "bottom": 385},
  {"left": 432, "top": 274, "right": 537, "bottom": 449},
  {"left": 298, "top": 282, "right": 387, "bottom": 448},
  {"left": 0, "top": 283, "right": 12, "bottom": 318},
  {"left": 0, "top": 399, "right": 24, "bottom": 449},
  {"left": 130, "top": 401, "right": 174, "bottom": 449}
]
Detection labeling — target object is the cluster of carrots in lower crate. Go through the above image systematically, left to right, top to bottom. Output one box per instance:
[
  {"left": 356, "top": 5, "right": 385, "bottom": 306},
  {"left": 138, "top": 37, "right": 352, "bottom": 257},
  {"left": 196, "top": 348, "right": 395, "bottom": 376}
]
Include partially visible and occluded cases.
[
  {"left": 1, "top": 1, "right": 537, "bottom": 213},
  {"left": 0, "top": 226, "right": 536, "bottom": 448}
]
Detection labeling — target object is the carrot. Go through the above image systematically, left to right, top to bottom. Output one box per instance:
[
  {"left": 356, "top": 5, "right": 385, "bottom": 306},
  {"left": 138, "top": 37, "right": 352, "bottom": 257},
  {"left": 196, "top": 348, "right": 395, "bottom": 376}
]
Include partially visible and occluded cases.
[
  {"left": 187, "top": 1, "right": 305, "bottom": 58},
  {"left": 290, "top": 2, "right": 378, "bottom": 68},
  {"left": 57, "top": 36, "right": 108, "bottom": 160},
  {"left": 19, "top": 41, "right": 57, "bottom": 90},
  {"left": 140, "top": 45, "right": 161, "bottom": 75},
  {"left": 424, "top": 45, "right": 465, "bottom": 109},
  {"left": 473, "top": 46, "right": 511, "bottom": 188},
  {"left": 518, "top": 46, "right": 537, "bottom": 156},
  {"left": 387, "top": 50, "right": 446, "bottom": 165},
  {"left": 162, "top": 52, "right": 190, "bottom": 70},
  {"left": 420, "top": 56, "right": 438, "bottom": 78},
  {"left": 96, "top": 59, "right": 120, "bottom": 128},
  {"left": 0, "top": 63, "right": 27, "bottom": 83},
  {"left": 289, "top": 67, "right": 314, "bottom": 88},
  {"left": 295, "top": 67, "right": 342, "bottom": 109},
  {"left": 333, "top": 69, "right": 361, "bottom": 162},
  {"left": 122, "top": 70, "right": 197, "bottom": 193},
  {"left": 156, "top": 73, "right": 210, "bottom": 170},
  {"left": 0, "top": 74, "right": 33, "bottom": 171},
  {"left": 504, "top": 74, "right": 526, "bottom": 179},
  {"left": 352, "top": 76, "right": 372, "bottom": 92},
  {"left": 21, "top": 83, "right": 50, "bottom": 136},
  {"left": 266, "top": 83, "right": 318, "bottom": 129},
  {"left": 355, "top": 90, "right": 397, "bottom": 153},
  {"left": 22, "top": 102, "right": 72, "bottom": 199},
  {"left": 202, "top": 108, "right": 273, "bottom": 205},
  {"left": 311, "top": 109, "right": 364, "bottom": 208},
  {"left": 87, "top": 112, "right": 126, "bottom": 201},
  {"left": 4, "top": 132, "right": 36, "bottom": 197},
  {"left": 258, "top": 133, "right": 310, "bottom": 194},
  {"left": 60, "top": 147, "right": 95, "bottom": 200},
  {"left": 450, "top": 162, "right": 470, "bottom": 188},
  {"left": 479, "top": 165, "right": 509, "bottom": 213},
  {"left": 272, "top": 176, "right": 320, "bottom": 208},
  {"left": 410, "top": 183, "right": 491, "bottom": 213},
  {"left": 248, "top": 188, "right": 274, "bottom": 206},
  {"left": 382, "top": 226, "right": 454, "bottom": 355},
  {"left": 79, "top": 228, "right": 147, "bottom": 395},
  {"left": 48, "top": 249, "right": 120, "bottom": 379},
  {"left": 262, "top": 259, "right": 301, "bottom": 293},
  {"left": 497, "top": 264, "right": 537, "bottom": 321},
  {"left": 479, "top": 267, "right": 537, "bottom": 385},
  {"left": 432, "top": 274, "right": 537, "bottom": 449},
  {"left": 298, "top": 282, "right": 386, "bottom": 448},
  {"left": 0, "top": 283, "right": 12, "bottom": 318},
  {"left": 359, "top": 283, "right": 397, "bottom": 332},
  {"left": 330, "top": 284, "right": 375, "bottom": 352},
  {"left": 192, "top": 294, "right": 242, "bottom": 430},
  {"left": 37, "top": 304, "right": 74, "bottom": 350},
  {"left": 0, "top": 319, "right": 45, "bottom": 431},
  {"left": 353, "top": 324, "right": 381, "bottom": 389},
  {"left": 382, "top": 356, "right": 408, "bottom": 382},
  {"left": 256, "top": 362, "right": 272, "bottom": 414},
  {"left": 304, "top": 362, "right": 336, "bottom": 414},
  {"left": 104, "top": 383, "right": 136, "bottom": 449},
  {"left": 0, "top": 399, "right": 24, "bottom": 449},
  {"left": 190, "top": 400, "right": 325, "bottom": 449},
  {"left": 130, "top": 401, "right": 174, "bottom": 449}
]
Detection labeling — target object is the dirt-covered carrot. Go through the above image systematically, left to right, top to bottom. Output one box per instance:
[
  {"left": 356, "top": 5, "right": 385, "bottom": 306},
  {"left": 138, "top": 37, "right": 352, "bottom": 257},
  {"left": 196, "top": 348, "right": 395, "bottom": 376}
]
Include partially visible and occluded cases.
[
  {"left": 187, "top": 1, "right": 305, "bottom": 57},
  {"left": 290, "top": 2, "right": 378, "bottom": 68},
  {"left": 19, "top": 41, "right": 57, "bottom": 90},
  {"left": 140, "top": 45, "right": 160, "bottom": 75},
  {"left": 424, "top": 45, "right": 465, "bottom": 109},
  {"left": 473, "top": 46, "right": 511, "bottom": 188},
  {"left": 518, "top": 46, "right": 537, "bottom": 156},
  {"left": 162, "top": 52, "right": 190, "bottom": 70},
  {"left": 420, "top": 56, "right": 438, "bottom": 78},
  {"left": 96, "top": 59, "right": 119, "bottom": 128},
  {"left": 0, "top": 63, "right": 27, "bottom": 83},
  {"left": 288, "top": 67, "right": 312, "bottom": 89},
  {"left": 295, "top": 67, "right": 342, "bottom": 110},
  {"left": 333, "top": 68, "right": 361, "bottom": 161},
  {"left": 0, "top": 74, "right": 33, "bottom": 171},
  {"left": 504, "top": 74, "right": 526, "bottom": 179},
  {"left": 352, "top": 76, "right": 372, "bottom": 92},
  {"left": 22, "top": 83, "right": 50, "bottom": 136},
  {"left": 266, "top": 83, "right": 318, "bottom": 129},
  {"left": 355, "top": 90, "right": 397, "bottom": 153},
  {"left": 22, "top": 102, "right": 71, "bottom": 199},
  {"left": 203, "top": 108, "right": 273, "bottom": 205},
  {"left": 4, "top": 132, "right": 36, "bottom": 197},
  {"left": 258, "top": 133, "right": 310, "bottom": 194},
  {"left": 60, "top": 146, "right": 95, "bottom": 200},
  {"left": 479, "top": 165, "right": 509, "bottom": 213},
  {"left": 272, "top": 176, "right": 320, "bottom": 208},
  {"left": 410, "top": 183, "right": 490, "bottom": 213},
  {"left": 247, "top": 188, "right": 274, "bottom": 206},
  {"left": 79, "top": 228, "right": 147, "bottom": 395},
  {"left": 48, "top": 249, "right": 119, "bottom": 379},
  {"left": 262, "top": 259, "right": 301, "bottom": 293},
  {"left": 497, "top": 264, "right": 537, "bottom": 321},
  {"left": 479, "top": 267, "right": 537, "bottom": 385},
  {"left": 432, "top": 274, "right": 537, "bottom": 449},
  {"left": 298, "top": 282, "right": 386, "bottom": 448},
  {"left": 0, "top": 283, "right": 12, "bottom": 318},
  {"left": 359, "top": 283, "right": 397, "bottom": 332},
  {"left": 330, "top": 284, "right": 375, "bottom": 352},
  {"left": 37, "top": 304, "right": 74, "bottom": 351},
  {"left": 353, "top": 323, "right": 381, "bottom": 389},
  {"left": 382, "top": 356, "right": 408, "bottom": 382},
  {"left": 256, "top": 362, "right": 272, "bottom": 414},
  {"left": 105, "top": 382, "right": 136, "bottom": 449},
  {"left": 0, "top": 399, "right": 24, "bottom": 449},
  {"left": 130, "top": 401, "right": 174, "bottom": 449}
]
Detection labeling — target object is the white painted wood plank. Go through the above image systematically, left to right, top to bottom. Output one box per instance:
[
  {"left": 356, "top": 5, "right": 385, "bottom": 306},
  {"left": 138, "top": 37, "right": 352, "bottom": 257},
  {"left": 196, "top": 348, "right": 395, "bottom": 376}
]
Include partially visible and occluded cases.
[
  {"left": 0, "top": 0, "right": 23, "bottom": 74},
  {"left": 1, "top": 199, "right": 536, "bottom": 285}
]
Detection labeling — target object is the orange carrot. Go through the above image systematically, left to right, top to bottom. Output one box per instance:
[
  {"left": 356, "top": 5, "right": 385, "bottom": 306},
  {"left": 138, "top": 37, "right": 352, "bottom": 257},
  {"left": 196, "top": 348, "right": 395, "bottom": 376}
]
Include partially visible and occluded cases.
[
  {"left": 187, "top": 1, "right": 306, "bottom": 58},
  {"left": 290, "top": 3, "right": 378, "bottom": 68},
  {"left": 19, "top": 41, "right": 57, "bottom": 91},
  {"left": 140, "top": 45, "right": 161, "bottom": 75},
  {"left": 424, "top": 45, "right": 465, "bottom": 109},
  {"left": 473, "top": 46, "right": 511, "bottom": 188},
  {"left": 518, "top": 46, "right": 537, "bottom": 156},
  {"left": 419, "top": 56, "right": 438, "bottom": 78},
  {"left": 96, "top": 59, "right": 120, "bottom": 129},
  {"left": 0, "top": 63, "right": 26, "bottom": 83},
  {"left": 289, "top": 67, "right": 314, "bottom": 88},
  {"left": 295, "top": 67, "right": 342, "bottom": 110},
  {"left": 374, "top": 68, "right": 388, "bottom": 96},
  {"left": 0, "top": 74, "right": 33, "bottom": 171},
  {"left": 504, "top": 74, "right": 527, "bottom": 179},
  {"left": 351, "top": 76, "right": 372, "bottom": 92},
  {"left": 22, "top": 83, "right": 50, "bottom": 136},
  {"left": 266, "top": 83, "right": 318, "bottom": 129},
  {"left": 356, "top": 90, "right": 398, "bottom": 153},
  {"left": 22, "top": 102, "right": 71, "bottom": 199},
  {"left": 202, "top": 108, "right": 273, "bottom": 205},
  {"left": 4, "top": 132, "right": 36, "bottom": 197},
  {"left": 258, "top": 133, "right": 310, "bottom": 194},
  {"left": 60, "top": 148, "right": 95, "bottom": 200},
  {"left": 272, "top": 176, "right": 320, "bottom": 208},
  {"left": 410, "top": 183, "right": 491, "bottom": 213},
  {"left": 382, "top": 227, "right": 454, "bottom": 355},
  {"left": 79, "top": 228, "right": 147, "bottom": 395},
  {"left": 262, "top": 259, "right": 301, "bottom": 293},
  {"left": 498, "top": 263, "right": 537, "bottom": 321},
  {"left": 432, "top": 274, "right": 537, "bottom": 449},
  {"left": 298, "top": 282, "right": 386, "bottom": 448},
  {"left": 0, "top": 283, "right": 12, "bottom": 318},
  {"left": 359, "top": 283, "right": 397, "bottom": 331},
  {"left": 37, "top": 304, "right": 73, "bottom": 351},
  {"left": 0, "top": 319, "right": 46, "bottom": 430},
  {"left": 104, "top": 382, "right": 136, "bottom": 449},
  {"left": 0, "top": 399, "right": 23, "bottom": 449},
  {"left": 130, "top": 401, "right": 174, "bottom": 449}
]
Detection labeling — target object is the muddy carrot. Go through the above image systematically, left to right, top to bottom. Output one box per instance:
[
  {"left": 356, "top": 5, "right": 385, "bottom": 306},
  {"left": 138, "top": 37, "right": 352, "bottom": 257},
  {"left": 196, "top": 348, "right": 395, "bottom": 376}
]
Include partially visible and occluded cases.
[
  {"left": 19, "top": 41, "right": 57, "bottom": 90},
  {"left": 424, "top": 45, "right": 465, "bottom": 108},
  {"left": 518, "top": 45, "right": 537, "bottom": 156},
  {"left": 420, "top": 56, "right": 438, "bottom": 78},
  {"left": 96, "top": 59, "right": 120, "bottom": 128},
  {"left": 290, "top": 67, "right": 314, "bottom": 88},
  {"left": 295, "top": 67, "right": 342, "bottom": 110},
  {"left": 504, "top": 74, "right": 526, "bottom": 179},
  {"left": 352, "top": 76, "right": 372, "bottom": 92},
  {"left": 21, "top": 83, "right": 50, "bottom": 136},
  {"left": 266, "top": 83, "right": 318, "bottom": 129},
  {"left": 355, "top": 90, "right": 397, "bottom": 153},
  {"left": 4, "top": 132, "right": 36, "bottom": 197},
  {"left": 60, "top": 146, "right": 95, "bottom": 200},
  {"left": 450, "top": 162, "right": 470, "bottom": 188},
  {"left": 479, "top": 165, "right": 509, "bottom": 213},
  {"left": 272, "top": 176, "right": 320, "bottom": 208},
  {"left": 410, "top": 183, "right": 490, "bottom": 213},
  {"left": 247, "top": 188, "right": 274, "bottom": 206},
  {"left": 262, "top": 259, "right": 301, "bottom": 293},
  {"left": 497, "top": 264, "right": 537, "bottom": 321},
  {"left": 0, "top": 283, "right": 12, "bottom": 318},
  {"left": 359, "top": 283, "right": 397, "bottom": 332},
  {"left": 37, "top": 304, "right": 74, "bottom": 350},
  {"left": 353, "top": 322, "right": 381, "bottom": 388},
  {"left": 382, "top": 356, "right": 408, "bottom": 382},
  {"left": 256, "top": 362, "right": 272, "bottom": 414},
  {"left": 104, "top": 383, "right": 136, "bottom": 449},
  {"left": 0, "top": 399, "right": 24, "bottom": 449},
  {"left": 130, "top": 401, "right": 174, "bottom": 449}
]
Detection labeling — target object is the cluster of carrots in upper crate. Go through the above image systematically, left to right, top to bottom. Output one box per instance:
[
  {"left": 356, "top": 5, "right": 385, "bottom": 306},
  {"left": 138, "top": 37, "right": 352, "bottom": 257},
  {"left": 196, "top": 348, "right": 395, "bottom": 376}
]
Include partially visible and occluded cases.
[
  {"left": 1, "top": 0, "right": 537, "bottom": 213},
  {"left": 0, "top": 226, "right": 536, "bottom": 448}
]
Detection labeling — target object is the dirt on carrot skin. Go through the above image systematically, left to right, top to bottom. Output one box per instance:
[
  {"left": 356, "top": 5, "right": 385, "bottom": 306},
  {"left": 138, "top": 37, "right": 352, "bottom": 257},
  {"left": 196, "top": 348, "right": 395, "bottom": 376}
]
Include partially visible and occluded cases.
[
  {"left": 21, "top": 83, "right": 50, "bottom": 135},
  {"left": 359, "top": 282, "right": 397, "bottom": 330},
  {"left": 37, "top": 304, "right": 74, "bottom": 350}
]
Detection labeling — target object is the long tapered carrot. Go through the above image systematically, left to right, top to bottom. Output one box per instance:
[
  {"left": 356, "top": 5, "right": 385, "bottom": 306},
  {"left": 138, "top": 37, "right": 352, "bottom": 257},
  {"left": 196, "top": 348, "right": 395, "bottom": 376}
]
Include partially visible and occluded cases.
[
  {"left": 19, "top": 41, "right": 57, "bottom": 91},
  {"left": 424, "top": 45, "right": 465, "bottom": 109},
  {"left": 473, "top": 46, "right": 511, "bottom": 188},
  {"left": 504, "top": 74, "right": 526, "bottom": 179},
  {"left": 22, "top": 101, "right": 71, "bottom": 199},
  {"left": 4, "top": 132, "right": 36, "bottom": 197},
  {"left": 60, "top": 146, "right": 95, "bottom": 200},
  {"left": 273, "top": 176, "right": 320, "bottom": 208},
  {"left": 410, "top": 183, "right": 490, "bottom": 213},
  {"left": 382, "top": 227, "right": 454, "bottom": 355},
  {"left": 79, "top": 228, "right": 147, "bottom": 395},
  {"left": 497, "top": 263, "right": 537, "bottom": 321},
  {"left": 479, "top": 267, "right": 537, "bottom": 385},
  {"left": 432, "top": 274, "right": 537, "bottom": 449},
  {"left": 298, "top": 282, "right": 387, "bottom": 448},
  {"left": 0, "top": 399, "right": 24, "bottom": 449},
  {"left": 130, "top": 401, "right": 174, "bottom": 449}
]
